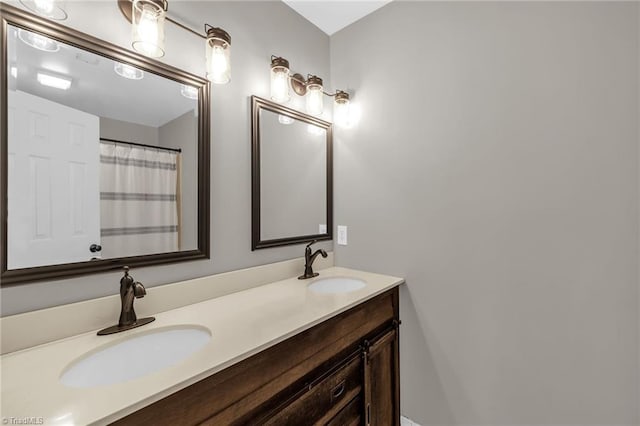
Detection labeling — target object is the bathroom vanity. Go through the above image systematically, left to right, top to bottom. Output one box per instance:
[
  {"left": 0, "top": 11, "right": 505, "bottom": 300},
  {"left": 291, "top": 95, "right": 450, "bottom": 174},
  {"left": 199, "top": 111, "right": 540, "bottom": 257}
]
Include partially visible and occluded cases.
[
  {"left": 0, "top": 267, "right": 403, "bottom": 425},
  {"left": 115, "top": 286, "right": 399, "bottom": 425}
]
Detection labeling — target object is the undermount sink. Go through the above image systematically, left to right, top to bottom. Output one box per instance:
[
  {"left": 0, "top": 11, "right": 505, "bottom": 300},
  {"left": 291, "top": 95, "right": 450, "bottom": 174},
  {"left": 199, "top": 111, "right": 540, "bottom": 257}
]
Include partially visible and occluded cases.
[
  {"left": 309, "top": 277, "right": 366, "bottom": 294},
  {"left": 60, "top": 325, "right": 211, "bottom": 388}
]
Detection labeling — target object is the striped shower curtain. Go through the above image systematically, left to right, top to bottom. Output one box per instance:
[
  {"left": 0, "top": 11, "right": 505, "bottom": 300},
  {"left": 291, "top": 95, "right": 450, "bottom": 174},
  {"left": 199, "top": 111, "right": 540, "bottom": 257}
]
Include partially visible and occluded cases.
[{"left": 99, "top": 142, "right": 181, "bottom": 258}]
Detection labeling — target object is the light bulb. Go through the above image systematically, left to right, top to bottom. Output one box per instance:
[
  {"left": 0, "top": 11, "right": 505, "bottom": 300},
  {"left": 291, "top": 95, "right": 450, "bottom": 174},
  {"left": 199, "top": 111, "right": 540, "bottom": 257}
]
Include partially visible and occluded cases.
[
  {"left": 131, "top": 0, "right": 166, "bottom": 58},
  {"left": 135, "top": 7, "right": 160, "bottom": 56},
  {"left": 138, "top": 8, "right": 158, "bottom": 42},
  {"left": 206, "top": 30, "right": 231, "bottom": 84},
  {"left": 210, "top": 46, "right": 227, "bottom": 76},
  {"left": 270, "top": 57, "right": 290, "bottom": 103},
  {"left": 271, "top": 71, "right": 290, "bottom": 102},
  {"left": 305, "top": 75, "right": 324, "bottom": 116},
  {"left": 306, "top": 86, "right": 323, "bottom": 116},
  {"left": 333, "top": 90, "right": 351, "bottom": 128},
  {"left": 334, "top": 101, "right": 349, "bottom": 127}
]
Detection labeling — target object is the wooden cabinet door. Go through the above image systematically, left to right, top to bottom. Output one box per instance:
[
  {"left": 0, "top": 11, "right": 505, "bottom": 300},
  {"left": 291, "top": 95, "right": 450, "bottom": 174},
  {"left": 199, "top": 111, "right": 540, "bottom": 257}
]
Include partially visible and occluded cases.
[{"left": 363, "top": 326, "right": 400, "bottom": 426}]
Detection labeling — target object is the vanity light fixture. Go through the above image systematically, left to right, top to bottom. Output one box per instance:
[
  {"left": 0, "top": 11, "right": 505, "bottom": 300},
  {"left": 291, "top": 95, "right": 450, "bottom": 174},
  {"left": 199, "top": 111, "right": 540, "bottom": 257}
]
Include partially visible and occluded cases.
[
  {"left": 19, "top": 0, "right": 67, "bottom": 20},
  {"left": 118, "top": 0, "right": 231, "bottom": 84},
  {"left": 18, "top": 28, "right": 60, "bottom": 52},
  {"left": 269, "top": 55, "right": 351, "bottom": 120},
  {"left": 114, "top": 62, "right": 144, "bottom": 80},
  {"left": 37, "top": 71, "right": 72, "bottom": 90},
  {"left": 180, "top": 84, "right": 198, "bottom": 100}
]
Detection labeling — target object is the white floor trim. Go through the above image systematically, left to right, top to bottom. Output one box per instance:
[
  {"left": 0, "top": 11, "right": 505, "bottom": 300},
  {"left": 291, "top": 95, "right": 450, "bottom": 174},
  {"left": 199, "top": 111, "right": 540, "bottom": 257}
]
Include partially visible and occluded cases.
[{"left": 401, "top": 415, "right": 422, "bottom": 426}]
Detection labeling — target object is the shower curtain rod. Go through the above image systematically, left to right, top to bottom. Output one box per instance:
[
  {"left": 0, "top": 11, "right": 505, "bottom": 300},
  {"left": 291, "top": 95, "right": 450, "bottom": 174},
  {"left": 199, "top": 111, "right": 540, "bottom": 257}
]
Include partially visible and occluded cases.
[{"left": 100, "top": 137, "right": 182, "bottom": 153}]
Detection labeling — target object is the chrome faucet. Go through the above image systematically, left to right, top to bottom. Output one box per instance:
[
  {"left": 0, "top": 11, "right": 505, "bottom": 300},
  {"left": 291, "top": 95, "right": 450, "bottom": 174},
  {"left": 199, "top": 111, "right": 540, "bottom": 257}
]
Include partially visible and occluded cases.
[
  {"left": 298, "top": 240, "right": 328, "bottom": 280},
  {"left": 97, "top": 266, "right": 155, "bottom": 335}
]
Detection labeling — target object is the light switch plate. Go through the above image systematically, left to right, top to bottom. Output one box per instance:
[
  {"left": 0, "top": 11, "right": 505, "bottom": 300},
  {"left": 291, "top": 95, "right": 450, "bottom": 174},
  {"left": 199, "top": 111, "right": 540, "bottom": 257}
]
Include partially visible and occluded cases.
[
  {"left": 319, "top": 224, "right": 327, "bottom": 234},
  {"left": 337, "top": 225, "right": 348, "bottom": 245}
]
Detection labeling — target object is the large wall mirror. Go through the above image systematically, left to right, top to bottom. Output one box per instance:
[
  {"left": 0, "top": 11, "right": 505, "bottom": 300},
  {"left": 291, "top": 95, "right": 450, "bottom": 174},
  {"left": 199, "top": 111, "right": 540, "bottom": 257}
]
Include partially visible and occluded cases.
[
  {"left": 1, "top": 5, "right": 210, "bottom": 285},
  {"left": 251, "top": 96, "right": 332, "bottom": 250}
]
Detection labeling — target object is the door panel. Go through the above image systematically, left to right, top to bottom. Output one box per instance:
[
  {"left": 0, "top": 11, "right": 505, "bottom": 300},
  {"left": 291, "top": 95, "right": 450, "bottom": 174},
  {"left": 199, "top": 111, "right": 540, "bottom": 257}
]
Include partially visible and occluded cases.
[
  {"left": 7, "top": 90, "right": 100, "bottom": 269},
  {"left": 30, "top": 155, "right": 52, "bottom": 239},
  {"left": 364, "top": 328, "right": 399, "bottom": 426}
]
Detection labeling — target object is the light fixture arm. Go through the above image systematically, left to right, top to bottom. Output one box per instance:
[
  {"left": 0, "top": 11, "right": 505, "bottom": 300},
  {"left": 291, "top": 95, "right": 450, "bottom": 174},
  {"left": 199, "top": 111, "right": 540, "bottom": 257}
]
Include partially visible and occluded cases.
[{"left": 165, "top": 16, "right": 206, "bottom": 40}]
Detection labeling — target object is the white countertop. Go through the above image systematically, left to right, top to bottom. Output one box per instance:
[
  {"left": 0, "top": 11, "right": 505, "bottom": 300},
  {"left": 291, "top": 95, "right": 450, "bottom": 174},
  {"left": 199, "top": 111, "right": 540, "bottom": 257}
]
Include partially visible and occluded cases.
[{"left": 0, "top": 267, "right": 403, "bottom": 425}]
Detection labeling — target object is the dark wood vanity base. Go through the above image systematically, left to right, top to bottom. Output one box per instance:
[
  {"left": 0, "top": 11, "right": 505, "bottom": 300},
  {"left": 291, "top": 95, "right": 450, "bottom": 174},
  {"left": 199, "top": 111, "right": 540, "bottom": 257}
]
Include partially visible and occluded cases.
[{"left": 112, "top": 287, "right": 400, "bottom": 425}]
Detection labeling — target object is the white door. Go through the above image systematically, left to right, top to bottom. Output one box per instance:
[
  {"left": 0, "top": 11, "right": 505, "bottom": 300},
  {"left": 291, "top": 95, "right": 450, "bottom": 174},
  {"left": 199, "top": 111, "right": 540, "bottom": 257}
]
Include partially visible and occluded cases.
[{"left": 7, "top": 90, "right": 101, "bottom": 269}]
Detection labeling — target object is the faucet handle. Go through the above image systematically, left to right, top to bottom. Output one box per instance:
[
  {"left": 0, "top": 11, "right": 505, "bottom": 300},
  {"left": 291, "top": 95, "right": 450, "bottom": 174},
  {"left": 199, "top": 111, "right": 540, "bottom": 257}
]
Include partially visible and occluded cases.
[
  {"left": 306, "top": 240, "right": 318, "bottom": 249},
  {"left": 123, "top": 265, "right": 130, "bottom": 276},
  {"left": 133, "top": 281, "right": 146, "bottom": 298}
]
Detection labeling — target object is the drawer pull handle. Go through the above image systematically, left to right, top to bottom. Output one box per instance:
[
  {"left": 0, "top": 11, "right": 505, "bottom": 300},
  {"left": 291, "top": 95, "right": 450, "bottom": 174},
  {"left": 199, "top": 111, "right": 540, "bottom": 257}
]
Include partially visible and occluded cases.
[{"left": 331, "top": 380, "right": 346, "bottom": 401}]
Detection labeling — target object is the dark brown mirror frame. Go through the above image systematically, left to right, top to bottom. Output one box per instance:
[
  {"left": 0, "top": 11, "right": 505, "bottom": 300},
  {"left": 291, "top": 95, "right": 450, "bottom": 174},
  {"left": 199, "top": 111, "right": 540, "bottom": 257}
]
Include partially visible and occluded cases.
[
  {"left": 0, "top": 4, "right": 210, "bottom": 285},
  {"left": 251, "top": 95, "right": 333, "bottom": 250}
]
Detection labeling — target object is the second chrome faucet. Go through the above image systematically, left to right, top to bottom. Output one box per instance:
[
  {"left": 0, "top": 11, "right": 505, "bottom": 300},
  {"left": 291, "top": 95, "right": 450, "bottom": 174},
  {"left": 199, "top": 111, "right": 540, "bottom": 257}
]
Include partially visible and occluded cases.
[{"left": 298, "top": 240, "right": 328, "bottom": 280}]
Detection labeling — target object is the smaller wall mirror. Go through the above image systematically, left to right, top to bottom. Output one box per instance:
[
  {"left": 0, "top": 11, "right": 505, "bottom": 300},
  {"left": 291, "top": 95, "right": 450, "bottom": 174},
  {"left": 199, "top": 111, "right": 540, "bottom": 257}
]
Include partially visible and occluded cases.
[{"left": 251, "top": 96, "right": 332, "bottom": 250}]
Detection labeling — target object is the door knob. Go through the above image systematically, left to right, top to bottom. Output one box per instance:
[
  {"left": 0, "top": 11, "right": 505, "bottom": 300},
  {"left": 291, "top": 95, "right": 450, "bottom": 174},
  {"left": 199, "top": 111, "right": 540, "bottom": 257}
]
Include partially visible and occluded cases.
[{"left": 90, "top": 244, "right": 102, "bottom": 253}]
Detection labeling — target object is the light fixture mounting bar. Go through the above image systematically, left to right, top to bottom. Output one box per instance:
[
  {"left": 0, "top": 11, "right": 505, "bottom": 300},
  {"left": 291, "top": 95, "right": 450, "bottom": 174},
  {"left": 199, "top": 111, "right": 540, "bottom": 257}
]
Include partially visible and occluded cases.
[
  {"left": 118, "top": 0, "right": 208, "bottom": 40},
  {"left": 165, "top": 16, "right": 206, "bottom": 39},
  {"left": 273, "top": 54, "right": 349, "bottom": 101},
  {"left": 290, "top": 73, "right": 307, "bottom": 96}
]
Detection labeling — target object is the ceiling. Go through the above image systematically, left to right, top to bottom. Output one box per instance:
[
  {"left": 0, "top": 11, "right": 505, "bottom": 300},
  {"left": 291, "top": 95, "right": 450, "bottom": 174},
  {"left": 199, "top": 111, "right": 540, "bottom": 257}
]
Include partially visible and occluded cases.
[
  {"left": 282, "top": 1, "right": 392, "bottom": 35},
  {"left": 7, "top": 26, "right": 197, "bottom": 129}
]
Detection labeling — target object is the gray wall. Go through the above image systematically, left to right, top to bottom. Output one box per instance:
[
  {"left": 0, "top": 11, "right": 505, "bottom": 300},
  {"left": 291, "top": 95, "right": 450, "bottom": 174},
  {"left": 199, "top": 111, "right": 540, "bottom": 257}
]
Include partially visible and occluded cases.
[
  {"left": 1, "top": 1, "right": 331, "bottom": 315},
  {"left": 331, "top": 2, "right": 639, "bottom": 425},
  {"left": 159, "top": 110, "right": 198, "bottom": 250},
  {"left": 100, "top": 117, "right": 159, "bottom": 146}
]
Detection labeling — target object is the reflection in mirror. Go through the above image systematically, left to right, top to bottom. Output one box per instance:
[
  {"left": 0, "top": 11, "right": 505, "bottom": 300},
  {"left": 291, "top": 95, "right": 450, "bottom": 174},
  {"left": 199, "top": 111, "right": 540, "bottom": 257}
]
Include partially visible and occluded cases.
[
  {"left": 5, "top": 24, "right": 200, "bottom": 271},
  {"left": 251, "top": 96, "right": 332, "bottom": 250},
  {"left": 259, "top": 109, "right": 326, "bottom": 240}
]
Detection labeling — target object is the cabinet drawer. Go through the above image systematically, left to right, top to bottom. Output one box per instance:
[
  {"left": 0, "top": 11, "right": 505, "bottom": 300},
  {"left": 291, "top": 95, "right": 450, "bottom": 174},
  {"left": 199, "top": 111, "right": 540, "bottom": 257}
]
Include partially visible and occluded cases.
[
  {"left": 264, "top": 354, "right": 362, "bottom": 426},
  {"left": 327, "top": 395, "right": 362, "bottom": 426}
]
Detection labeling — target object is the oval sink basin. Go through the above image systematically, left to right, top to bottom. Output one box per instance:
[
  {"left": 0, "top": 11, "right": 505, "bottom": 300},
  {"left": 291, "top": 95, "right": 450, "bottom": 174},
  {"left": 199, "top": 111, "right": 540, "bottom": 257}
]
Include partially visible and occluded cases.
[
  {"left": 309, "top": 277, "right": 366, "bottom": 294},
  {"left": 60, "top": 325, "right": 211, "bottom": 388}
]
